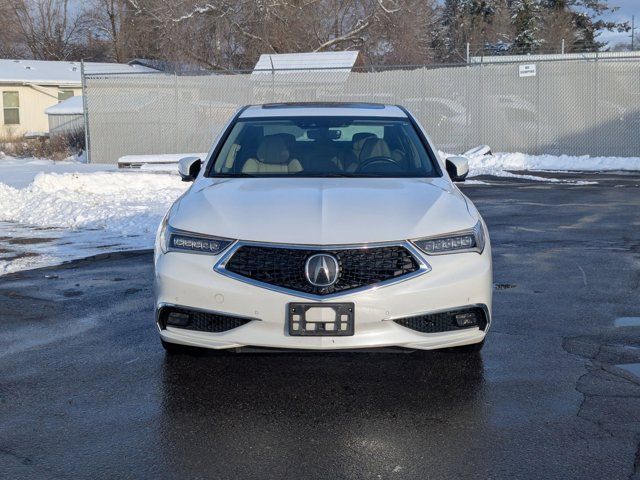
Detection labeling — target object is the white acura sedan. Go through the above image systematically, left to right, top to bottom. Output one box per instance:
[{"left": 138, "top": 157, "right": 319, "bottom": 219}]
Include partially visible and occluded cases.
[{"left": 155, "top": 103, "right": 492, "bottom": 354}]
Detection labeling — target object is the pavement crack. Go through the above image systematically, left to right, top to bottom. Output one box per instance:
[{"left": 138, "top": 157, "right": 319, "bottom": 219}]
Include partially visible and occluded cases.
[
  {"left": 577, "top": 265, "right": 588, "bottom": 286},
  {"left": 563, "top": 335, "right": 640, "bottom": 477},
  {"left": 631, "top": 439, "right": 640, "bottom": 480}
]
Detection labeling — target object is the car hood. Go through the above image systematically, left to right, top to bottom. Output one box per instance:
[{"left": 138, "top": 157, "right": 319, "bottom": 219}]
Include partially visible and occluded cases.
[{"left": 171, "top": 177, "right": 476, "bottom": 245}]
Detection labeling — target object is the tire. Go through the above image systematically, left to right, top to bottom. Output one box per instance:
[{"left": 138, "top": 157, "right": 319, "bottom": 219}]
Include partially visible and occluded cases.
[{"left": 161, "top": 338, "right": 206, "bottom": 356}]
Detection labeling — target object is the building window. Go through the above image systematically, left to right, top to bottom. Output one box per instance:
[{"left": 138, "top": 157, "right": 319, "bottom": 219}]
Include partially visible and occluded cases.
[
  {"left": 58, "top": 90, "right": 74, "bottom": 102},
  {"left": 2, "top": 91, "right": 20, "bottom": 125}
]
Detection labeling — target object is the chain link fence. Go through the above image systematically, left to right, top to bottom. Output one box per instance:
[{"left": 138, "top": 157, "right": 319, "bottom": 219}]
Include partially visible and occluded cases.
[{"left": 84, "top": 56, "right": 640, "bottom": 164}]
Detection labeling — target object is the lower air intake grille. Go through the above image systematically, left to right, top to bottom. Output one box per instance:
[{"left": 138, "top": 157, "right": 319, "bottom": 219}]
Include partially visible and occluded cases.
[
  {"left": 158, "top": 306, "right": 254, "bottom": 333},
  {"left": 393, "top": 307, "right": 488, "bottom": 333}
]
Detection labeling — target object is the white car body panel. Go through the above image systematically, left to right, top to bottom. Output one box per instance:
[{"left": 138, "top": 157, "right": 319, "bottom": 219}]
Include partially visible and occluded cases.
[
  {"left": 155, "top": 103, "right": 492, "bottom": 352},
  {"left": 174, "top": 177, "right": 477, "bottom": 245},
  {"left": 155, "top": 244, "right": 492, "bottom": 350}
]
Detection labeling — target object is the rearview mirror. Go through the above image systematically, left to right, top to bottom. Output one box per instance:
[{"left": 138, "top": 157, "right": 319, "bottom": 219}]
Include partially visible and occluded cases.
[
  {"left": 445, "top": 156, "right": 469, "bottom": 182},
  {"left": 178, "top": 157, "right": 202, "bottom": 182}
]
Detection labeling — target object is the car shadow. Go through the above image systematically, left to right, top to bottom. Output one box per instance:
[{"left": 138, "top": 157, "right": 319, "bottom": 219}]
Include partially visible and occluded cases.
[{"left": 156, "top": 349, "right": 488, "bottom": 475}]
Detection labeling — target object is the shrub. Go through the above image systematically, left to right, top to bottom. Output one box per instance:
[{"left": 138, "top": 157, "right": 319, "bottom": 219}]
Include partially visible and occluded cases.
[{"left": 0, "top": 129, "right": 85, "bottom": 161}]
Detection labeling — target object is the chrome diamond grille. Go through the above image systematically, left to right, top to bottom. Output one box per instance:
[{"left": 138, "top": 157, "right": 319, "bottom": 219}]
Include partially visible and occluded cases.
[{"left": 224, "top": 245, "right": 420, "bottom": 295}]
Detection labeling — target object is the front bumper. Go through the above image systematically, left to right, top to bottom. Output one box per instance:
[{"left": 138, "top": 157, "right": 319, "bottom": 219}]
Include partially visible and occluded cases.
[{"left": 154, "top": 244, "right": 492, "bottom": 351}]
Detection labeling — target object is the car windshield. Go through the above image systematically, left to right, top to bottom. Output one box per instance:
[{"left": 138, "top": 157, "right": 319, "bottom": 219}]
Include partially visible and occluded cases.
[{"left": 208, "top": 116, "right": 439, "bottom": 177}]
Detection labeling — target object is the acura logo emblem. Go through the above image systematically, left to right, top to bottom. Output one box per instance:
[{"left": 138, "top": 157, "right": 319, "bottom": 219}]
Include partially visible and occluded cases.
[{"left": 305, "top": 253, "right": 339, "bottom": 287}]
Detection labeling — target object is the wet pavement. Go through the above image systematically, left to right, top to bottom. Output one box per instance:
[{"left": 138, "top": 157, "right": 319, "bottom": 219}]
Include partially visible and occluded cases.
[{"left": 1, "top": 174, "right": 640, "bottom": 479}]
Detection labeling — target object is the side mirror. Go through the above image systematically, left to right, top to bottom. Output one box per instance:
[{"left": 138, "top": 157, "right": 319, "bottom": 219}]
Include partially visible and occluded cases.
[
  {"left": 178, "top": 156, "right": 202, "bottom": 182},
  {"left": 445, "top": 156, "right": 469, "bottom": 182}
]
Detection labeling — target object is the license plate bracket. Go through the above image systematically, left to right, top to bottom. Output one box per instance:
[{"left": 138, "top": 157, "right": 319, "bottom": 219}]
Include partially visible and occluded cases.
[{"left": 288, "top": 303, "right": 355, "bottom": 336}]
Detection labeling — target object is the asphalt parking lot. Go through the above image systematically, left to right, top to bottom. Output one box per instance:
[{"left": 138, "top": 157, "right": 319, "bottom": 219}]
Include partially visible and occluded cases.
[{"left": 1, "top": 173, "right": 640, "bottom": 480}]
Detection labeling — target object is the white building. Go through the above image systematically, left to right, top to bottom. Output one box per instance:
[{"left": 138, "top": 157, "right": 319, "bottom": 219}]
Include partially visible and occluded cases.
[{"left": 0, "top": 59, "right": 156, "bottom": 138}]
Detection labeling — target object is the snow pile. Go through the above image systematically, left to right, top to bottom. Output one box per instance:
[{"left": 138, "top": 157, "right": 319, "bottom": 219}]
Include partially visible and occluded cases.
[
  {"left": 439, "top": 149, "right": 640, "bottom": 182},
  {"left": 469, "top": 152, "right": 640, "bottom": 174},
  {"left": 0, "top": 153, "right": 112, "bottom": 188},
  {"left": 0, "top": 156, "right": 189, "bottom": 274},
  {"left": 0, "top": 171, "right": 187, "bottom": 237}
]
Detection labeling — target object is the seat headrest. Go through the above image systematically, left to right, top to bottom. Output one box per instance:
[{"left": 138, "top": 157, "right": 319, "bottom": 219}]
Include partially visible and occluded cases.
[
  {"left": 273, "top": 133, "right": 296, "bottom": 151},
  {"left": 352, "top": 133, "right": 377, "bottom": 156},
  {"left": 257, "top": 135, "right": 290, "bottom": 165},
  {"left": 360, "top": 137, "right": 391, "bottom": 159}
]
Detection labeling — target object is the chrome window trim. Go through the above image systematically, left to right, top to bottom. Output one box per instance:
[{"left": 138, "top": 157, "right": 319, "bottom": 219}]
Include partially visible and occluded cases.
[{"left": 213, "top": 240, "right": 431, "bottom": 301}]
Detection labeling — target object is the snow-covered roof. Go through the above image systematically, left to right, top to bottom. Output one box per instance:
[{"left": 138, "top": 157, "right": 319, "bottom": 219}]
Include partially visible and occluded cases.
[
  {"left": 253, "top": 51, "right": 359, "bottom": 72},
  {"left": 0, "top": 59, "right": 157, "bottom": 86},
  {"left": 45, "top": 95, "right": 84, "bottom": 115}
]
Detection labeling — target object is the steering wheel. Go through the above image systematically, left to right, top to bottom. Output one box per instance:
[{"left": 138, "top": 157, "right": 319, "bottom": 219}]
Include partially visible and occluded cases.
[{"left": 356, "top": 156, "right": 403, "bottom": 173}]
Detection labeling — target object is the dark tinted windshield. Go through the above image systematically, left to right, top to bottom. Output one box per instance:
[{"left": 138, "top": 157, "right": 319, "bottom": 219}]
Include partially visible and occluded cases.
[{"left": 208, "top": 117, "right": 439, "bottom": 177}]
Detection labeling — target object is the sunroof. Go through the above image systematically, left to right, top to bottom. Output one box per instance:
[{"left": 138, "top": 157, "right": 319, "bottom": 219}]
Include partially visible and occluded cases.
[{"left": 261, "top": 102, "right": 386, "bottom": 109}]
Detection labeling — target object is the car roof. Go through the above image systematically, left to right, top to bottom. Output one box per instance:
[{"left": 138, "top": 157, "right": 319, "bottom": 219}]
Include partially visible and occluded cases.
[{"left": 239, "top": 103, "right": 408, "bottom": 119}]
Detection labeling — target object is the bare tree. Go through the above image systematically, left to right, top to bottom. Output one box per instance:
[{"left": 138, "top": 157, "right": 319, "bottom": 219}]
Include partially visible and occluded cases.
[
  {"left": 0, "top": 0, "right": 27, "bottom": 57},
  {"left": 0, "top": 0, "right": 628, "bottom": 67},
  {"left": 6, "top": 0, "right": 93, "bottom": 60},
  {"left": 89, "top": 0, "right": 131, "bottom": 62},
  {"left": 113, "top": 0, "right": 424, "bottom": 70},
  {"left": 540, "top": 7, "right": 575, "bottom": 53}
]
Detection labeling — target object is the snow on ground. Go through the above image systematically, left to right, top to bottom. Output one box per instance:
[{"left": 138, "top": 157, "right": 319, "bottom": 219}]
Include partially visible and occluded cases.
[
  {"left": 439, "top": 149, "right": 640, "bottom": 183},
  {"left": 1, "top": 150, "right": 639, "bottom": 275},
  {"left": 472, "top": 152, "right": 640, "bottom": 173},
  {"left": 0, "top": 154, "right": 188, "bottom": 274},
  {"left": 0, "top": 154, "right": 116, "bottom": 188},
  {"left": 0, "top": 171, "right": 185, "bottom": 234}
]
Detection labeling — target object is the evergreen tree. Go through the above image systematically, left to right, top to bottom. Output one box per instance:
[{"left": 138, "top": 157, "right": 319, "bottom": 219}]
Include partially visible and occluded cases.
[
  {"left": 441, "top": 0, "right": 504, "bottom": 59},
  {"left": 512, "top": 0, "right": 542, "bottom": 53},
  {"left": 541, "top": 0, "right": 628, "bottom": 51}
]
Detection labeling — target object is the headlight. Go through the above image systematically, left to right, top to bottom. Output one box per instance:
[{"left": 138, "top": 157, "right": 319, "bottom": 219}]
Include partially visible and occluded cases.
[
  {"left": 411, "top": 221, "right": 485, "bottom": 255},
  {"left": 162, "top": 224, "right": 234, "bottom": 255}
]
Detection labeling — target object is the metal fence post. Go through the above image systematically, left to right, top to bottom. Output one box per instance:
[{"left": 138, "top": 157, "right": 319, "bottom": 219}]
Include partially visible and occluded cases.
[
  {"left": 270, "top": 55, "right": 275, "bottom": 103},
  {"left": 80, "top": 59, "right": 91, "bottom": 163},
  {"left": 465, "top": 61, "right": 471, "bottom": 149},
  {"left": 536, "top": 62, "right": 541, "bottom": 154},
  {"left": 174, "top": 72, "right": 178, "bottom": 153}
]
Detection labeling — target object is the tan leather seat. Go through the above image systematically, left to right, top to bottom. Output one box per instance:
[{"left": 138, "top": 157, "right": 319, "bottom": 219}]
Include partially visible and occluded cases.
[
  {"left": 344, "top": 133, "right": 376, "bottom": 172},
  {"left": 352, "top": 133, "right": 376, "bottom": 159},
  {"left": 242, "top": 135, "right": 303, "bottom": 174},
  {"left": 360, "top": 137, "right": 392, "bottom": 160},
  {"left": 360, "top": 137, "right": 407, "bottom": 166}
]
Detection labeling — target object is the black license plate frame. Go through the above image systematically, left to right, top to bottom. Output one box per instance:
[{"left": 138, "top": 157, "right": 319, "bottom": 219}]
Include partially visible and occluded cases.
[{"left": 288, "top": 303, "right": 355, "bottom": 336}]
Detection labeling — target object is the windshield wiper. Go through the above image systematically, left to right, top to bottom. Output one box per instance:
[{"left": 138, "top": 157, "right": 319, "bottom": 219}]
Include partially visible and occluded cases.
[
  {"left": 288, "top": 172, "right": 354, "bottom": 177},
  {"left": 212, "top": 173, "right": 259, "bottom": 178}
]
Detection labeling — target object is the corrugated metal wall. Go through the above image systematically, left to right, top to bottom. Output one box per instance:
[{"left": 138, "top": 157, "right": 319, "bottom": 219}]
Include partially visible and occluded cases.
[
  {"left": 85, "top": 58, "right": 640, "bottom": 164},
  {"left": 48, "top": 114, "right": 84, "bottom": 137}
]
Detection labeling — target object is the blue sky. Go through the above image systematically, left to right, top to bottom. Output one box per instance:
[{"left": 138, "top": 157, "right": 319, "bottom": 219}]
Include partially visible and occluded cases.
[{"left": 600, "top": 0, "right": 640, "bottom": 45}]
